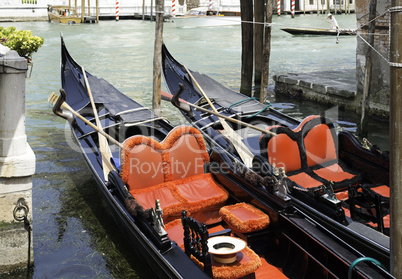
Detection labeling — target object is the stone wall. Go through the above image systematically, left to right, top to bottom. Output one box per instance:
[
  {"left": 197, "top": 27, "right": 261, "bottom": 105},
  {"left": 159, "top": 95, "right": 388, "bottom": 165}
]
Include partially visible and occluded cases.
[{"left": 355, "top": 0, "right": 390, "bottom": 118}]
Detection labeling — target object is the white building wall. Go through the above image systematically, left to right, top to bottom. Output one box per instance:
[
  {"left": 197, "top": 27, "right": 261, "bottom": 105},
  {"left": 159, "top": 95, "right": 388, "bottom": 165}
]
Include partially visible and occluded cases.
[{"left": 282, "top": 0, "right": 355, "bottom": 13}]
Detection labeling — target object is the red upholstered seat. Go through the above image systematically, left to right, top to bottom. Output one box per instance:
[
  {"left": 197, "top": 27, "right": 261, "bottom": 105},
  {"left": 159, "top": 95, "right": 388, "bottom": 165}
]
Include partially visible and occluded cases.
[
  {"left": 260, "top": 115, "right": 360, "bottom": 191},
  {"left": 120, "top": 126, "right": 228, "bottom": 219},
  {"left": 287, "top": 172, "right": 323, "bottom": 189},
  {"left": 370, "top": 185, "right": 390, "bottom": 197},
  {"left": 219, "top": 203, "right": 270, "bottom": 234}
]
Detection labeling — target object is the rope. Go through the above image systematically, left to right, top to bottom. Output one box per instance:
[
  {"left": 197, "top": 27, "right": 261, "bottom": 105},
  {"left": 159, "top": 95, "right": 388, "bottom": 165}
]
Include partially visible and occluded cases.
[
  {"left": 355, "top": 7, "right": 402, "bottom": 68},
  {"left": 356, "top": 10, "right": 388, "bottom": 31},
  {"left": 356, "top": 33, "right": 389, "bottom": 64},
  {"left": 227, "top": 97, "right": 272, "bottom": 118},
  {"left": 228, "top": 97, "right": 258, "bottom": 108},
  {"left": 246, "top": 102, "right": 272, "bottom": 118}
]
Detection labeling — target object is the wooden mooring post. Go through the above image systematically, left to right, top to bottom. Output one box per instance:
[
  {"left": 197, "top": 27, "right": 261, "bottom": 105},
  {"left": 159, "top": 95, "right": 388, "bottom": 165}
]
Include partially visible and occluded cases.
[
  {"left": 152, "top": 0, "right": 164, "bottom": 115},
  {"left": 240, "top": 0, "right": 253, "bottom": 97},
  {"left": 254, "top": 0, "right": 265, "bottom": 97},
  {"left": 260, "top": 0, "right": 273, "bottom": 103},
  {"left": 359, "top": 0, "right": 376, "bottom": 138},
  {"left": 390, "top": 0, "right": 402, "bottom": 277},
  {"left": 0, "top": 47, "right": 35, "bottom": 273}
]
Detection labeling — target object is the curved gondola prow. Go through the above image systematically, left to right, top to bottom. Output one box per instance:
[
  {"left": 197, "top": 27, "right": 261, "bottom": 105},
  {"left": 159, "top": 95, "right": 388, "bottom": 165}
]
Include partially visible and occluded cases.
[{"left": 60, "top": 34, "right": 91, "bottom": 111}]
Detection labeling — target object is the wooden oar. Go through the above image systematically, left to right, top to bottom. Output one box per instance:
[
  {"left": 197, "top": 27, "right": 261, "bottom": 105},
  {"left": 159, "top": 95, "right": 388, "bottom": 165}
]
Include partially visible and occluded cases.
[
  {"left": 183, "top": 65, "right": 255, "bottom": 167},
  {"left": 81, "top": 66, "right": 115, "bottom": 181},
  {"left": 161, "top": 89, "right": 276, "bottom": 136},
  {"left": 48, "top": 91, "right": 124, "bottom": 150}
]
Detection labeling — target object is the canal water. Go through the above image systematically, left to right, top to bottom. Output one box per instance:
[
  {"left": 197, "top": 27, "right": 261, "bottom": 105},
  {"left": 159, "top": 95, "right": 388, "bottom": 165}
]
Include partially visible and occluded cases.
[{"left": 1, "top": 14, "right": 388, "bottom": 278}]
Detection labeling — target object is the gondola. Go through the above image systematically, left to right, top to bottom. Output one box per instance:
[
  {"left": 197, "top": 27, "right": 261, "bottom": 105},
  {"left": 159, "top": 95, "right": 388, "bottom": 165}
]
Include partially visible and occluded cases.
[
  {"left": 281, "top": 27, "right": 356, "bottom": 36},
  {"left": 51, "top": 37, "right": 393, "bottom": 278},
  {"left": 161, "top": 44, "right": 393, "bottom": 274}
]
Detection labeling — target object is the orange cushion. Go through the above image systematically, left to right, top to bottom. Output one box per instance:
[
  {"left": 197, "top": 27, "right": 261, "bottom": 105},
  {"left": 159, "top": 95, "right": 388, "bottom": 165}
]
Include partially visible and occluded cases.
[
  {"left": 267, "top": 133, "right": 301, "bottom": 173},
  {"left": 313, "top": 163, "right": 355, "bottom": 182},
  {"left": 288, "top": 172, "right": 323, "bottom": 188},
  {"left": 174, "top": 173, "right": 228, "bottom": 213},
  {"left": 131, "top": 182, "right": 185, "bottom": 217},
  {"left": 370, "top": 185, "right": 389, "bottom": 197},
  {"left": 335, "top": 190, "right": 349, "bottom": 201},
  {"left": 219, "top": 203, "right": 270, "bottom": 233},
  {"left": 165, "top": 219, "right": 184, "bottom": 248},
  {"left": 190, "top": 246, "right": 262, "bottom": 279}
]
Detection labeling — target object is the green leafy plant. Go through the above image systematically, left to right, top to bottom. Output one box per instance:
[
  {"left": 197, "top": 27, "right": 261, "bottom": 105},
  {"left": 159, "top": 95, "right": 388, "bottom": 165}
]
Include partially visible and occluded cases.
[{"left": 0, "top": 26, "right": 44, "bottom": 59}]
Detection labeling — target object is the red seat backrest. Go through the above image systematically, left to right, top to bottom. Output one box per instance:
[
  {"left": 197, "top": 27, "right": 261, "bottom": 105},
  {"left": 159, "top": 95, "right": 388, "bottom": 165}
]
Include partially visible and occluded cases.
[
  {"left": 260, "top": 116, "right": 338, "bottom": 172},
  {"left": 302, "top": 117, "right": 338, "bottom": 167},
  {"left": 163, "top": 126, "right": 210, "bottom": 181},
  {"left": 260, "top": 126, "right": 302, "bottom": 173},
  {"left": 120, "top": 136, "right": 166, "bottom": 191}
]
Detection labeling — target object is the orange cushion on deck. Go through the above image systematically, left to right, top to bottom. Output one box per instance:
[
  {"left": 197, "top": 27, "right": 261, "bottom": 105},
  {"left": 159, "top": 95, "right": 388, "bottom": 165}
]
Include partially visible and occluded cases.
[
  {"left": 313, "top": 163, "right": 355, "bottom": 182},
  {"left": 288, "top": 172, "right": 323, "bottom": 188},
  {"left": 174, "top": 173, "right": 229, "bottom": 213},
  {"left": 131, "top": 182, "right": 185, "bottom": 217},
  {"left": 370, "top": 185, "right": 390, "bottom": 197},
  {"left": 219, "top": 203, "right": 270, "bottom": 233},
  {"left": 165, "top": 219, "right": 185, "bottom": 248},
  {"left": 190, "top": 246, "right": 262, "bottom": 279}
]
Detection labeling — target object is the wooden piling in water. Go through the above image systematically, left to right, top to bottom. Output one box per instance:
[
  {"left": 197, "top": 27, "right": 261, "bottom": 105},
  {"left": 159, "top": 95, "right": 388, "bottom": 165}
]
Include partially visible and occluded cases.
[
  {"left": 81, "top": 0, "right": 85, "bottom": 22},
  {"left": 96, "top": 0, "right": 99, "bottom": 23},
  {"left": 152, "top": 0, "right": 164, "bottom": 115},
  {"left": 240, "top": 0, "right": 253, "bottom": 97},
  {"left": 254, "top": 0, "right": 264, "bottom": 97},
  {"left": 260, "top": 0, "right": 273, "bottom": 103}
]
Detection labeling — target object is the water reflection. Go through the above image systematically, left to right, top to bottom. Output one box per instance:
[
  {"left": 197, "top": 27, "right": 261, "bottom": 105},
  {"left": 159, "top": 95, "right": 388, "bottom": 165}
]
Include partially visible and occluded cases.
[{"left": 0, "top": 14, "right": 388, "bottom": 278}]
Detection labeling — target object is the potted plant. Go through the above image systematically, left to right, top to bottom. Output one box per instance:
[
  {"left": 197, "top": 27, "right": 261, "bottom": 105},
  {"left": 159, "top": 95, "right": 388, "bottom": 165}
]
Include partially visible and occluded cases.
[{"left": 0, "top": 26, "right": 44, "bottom": 62}]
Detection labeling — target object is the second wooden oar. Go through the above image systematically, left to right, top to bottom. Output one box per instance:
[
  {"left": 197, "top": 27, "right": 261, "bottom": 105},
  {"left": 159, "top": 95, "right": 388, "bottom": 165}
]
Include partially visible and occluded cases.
[
  {"left": 183, "top": 65, "right": 255, "bottom": 168},
  {"left": 81, "top": 66, "right": 115, "bottom": 181},
  {"left": 161, "top": 89, "right": 276, "bottom": 137}
]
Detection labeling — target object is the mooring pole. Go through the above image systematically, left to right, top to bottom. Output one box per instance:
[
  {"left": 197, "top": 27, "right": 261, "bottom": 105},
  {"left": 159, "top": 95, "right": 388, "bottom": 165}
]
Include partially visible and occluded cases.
[
  {"left": 81, "top": 0, "right": 85, "bottom": 22},
  {"left": 96, "top": 0, "right": 99, "bottom": 23},
  {"left": 142, "top": 0, "right": 145, "bottom": 20},
  {"left": 151, "top": 0, "right": 154, "bottom": 21},
  {"left": 152, "top": 0, "right": 164, "bottom": 115},
  {"left": 240, "top": 0, "right": 253, "bottom": 97},
  {"left": 254, "top": 0, "right": 265, "bottom": 98},
  {"left": 260, "top": 0, "right": 273, "bottom": 103},
  {"left": 359, "top": 0, "right": 377, "bottom": 138},
  {"left": 390, "top": 1, "right": 402, "bottom": 277}
]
